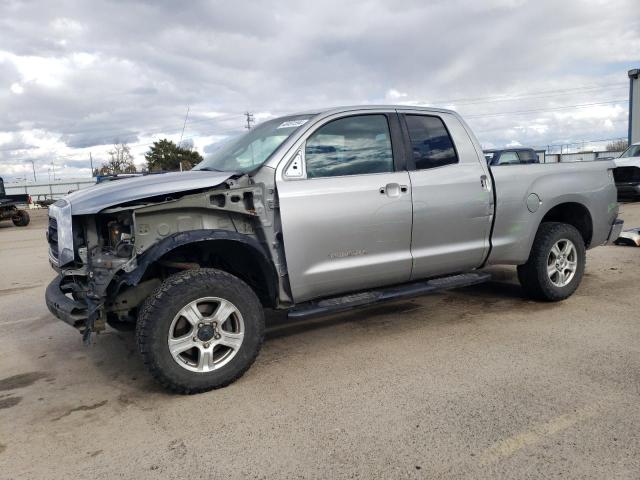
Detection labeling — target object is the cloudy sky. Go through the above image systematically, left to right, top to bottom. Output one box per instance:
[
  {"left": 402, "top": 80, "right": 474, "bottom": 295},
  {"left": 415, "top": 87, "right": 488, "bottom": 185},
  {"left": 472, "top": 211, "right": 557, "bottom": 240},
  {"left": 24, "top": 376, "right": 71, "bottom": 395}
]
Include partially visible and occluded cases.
[{"left": 1, "top": 0, "right": 639, "bottom": 182}]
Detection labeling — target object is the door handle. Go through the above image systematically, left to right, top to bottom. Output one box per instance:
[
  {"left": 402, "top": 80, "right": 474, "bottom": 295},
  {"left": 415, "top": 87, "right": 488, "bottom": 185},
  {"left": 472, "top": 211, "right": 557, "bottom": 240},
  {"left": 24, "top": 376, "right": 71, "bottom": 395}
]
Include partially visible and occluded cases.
[
  {"left": 480, "top": 175, "right": 491, "bottom": 192},
  {"left": 379, "top": 183, "right": 408, "bottom": 197}
]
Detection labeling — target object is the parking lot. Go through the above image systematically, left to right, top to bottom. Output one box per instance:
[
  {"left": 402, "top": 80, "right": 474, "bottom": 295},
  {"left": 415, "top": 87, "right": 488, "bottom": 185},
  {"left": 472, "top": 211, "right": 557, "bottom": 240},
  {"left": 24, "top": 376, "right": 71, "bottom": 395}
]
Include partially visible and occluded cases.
[{"left": 0, "top": 206, "right": 639, "bottom": 479}]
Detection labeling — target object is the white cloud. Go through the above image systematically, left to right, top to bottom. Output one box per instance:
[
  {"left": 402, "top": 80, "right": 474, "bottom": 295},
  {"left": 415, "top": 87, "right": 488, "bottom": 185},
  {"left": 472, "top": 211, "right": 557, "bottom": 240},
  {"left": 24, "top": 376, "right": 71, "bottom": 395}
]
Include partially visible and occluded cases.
[
  {"left": 50, "top": 17, "right": 84, "bottom": 36},
  {"left": 10, "top": 82, "right": 24, "bottom": 94},
  {"left": 385, "top": 89, "right": 408, "bottom": 101}
]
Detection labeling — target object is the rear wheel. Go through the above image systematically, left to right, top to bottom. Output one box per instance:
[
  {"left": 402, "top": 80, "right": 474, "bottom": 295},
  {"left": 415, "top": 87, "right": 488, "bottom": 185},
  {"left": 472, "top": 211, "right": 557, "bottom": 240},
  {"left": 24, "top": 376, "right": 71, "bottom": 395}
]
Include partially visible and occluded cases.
[
  {"left": 12, "top": 210, "right": 30, "bottom": 227},
  {"left": 517, "top": 222, "right": 586, "bottom": 301},
  {"left": 136, "top": 268, "right": 264, "bottom": 394}
]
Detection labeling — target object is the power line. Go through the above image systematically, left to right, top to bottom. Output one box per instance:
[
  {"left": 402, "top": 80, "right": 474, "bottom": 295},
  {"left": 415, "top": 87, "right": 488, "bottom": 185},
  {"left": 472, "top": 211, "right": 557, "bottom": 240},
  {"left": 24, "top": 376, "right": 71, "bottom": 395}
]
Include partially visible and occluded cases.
[
  {"left": 421, "top": 82, "right": 626, "bottom": 106},
  {"left": 428, "top": 84, "right": 628, "bottom": 107},
  {"left": 464, "top": 99, "right": 628, "bottom": 119}
]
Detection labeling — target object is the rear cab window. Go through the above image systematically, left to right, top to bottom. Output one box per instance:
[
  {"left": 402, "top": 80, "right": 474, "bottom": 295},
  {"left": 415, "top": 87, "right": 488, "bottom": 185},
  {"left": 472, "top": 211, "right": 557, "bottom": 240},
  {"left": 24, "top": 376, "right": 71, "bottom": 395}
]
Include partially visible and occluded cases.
[
  {"left": 493, "top": 150, "right": 539, "bottom": 166},
  {"left": 517, "top": 150, "right": 539, "bottom": 164},
  {"left": 496, "top": 152, "right": 519, "bottom": 165}
]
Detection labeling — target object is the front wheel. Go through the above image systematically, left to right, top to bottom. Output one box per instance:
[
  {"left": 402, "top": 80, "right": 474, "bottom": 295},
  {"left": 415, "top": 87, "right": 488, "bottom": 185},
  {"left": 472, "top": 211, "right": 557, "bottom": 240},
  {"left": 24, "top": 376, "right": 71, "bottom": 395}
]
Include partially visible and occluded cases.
[
  {"left": 12, "top": 210, "right": 30, "bottom": 227},
  {"left": 517, "top": 222, "right": 586, "bottom": 302},
  {"left": 136, "top": 268, "right": 265, "bottom": 394}
]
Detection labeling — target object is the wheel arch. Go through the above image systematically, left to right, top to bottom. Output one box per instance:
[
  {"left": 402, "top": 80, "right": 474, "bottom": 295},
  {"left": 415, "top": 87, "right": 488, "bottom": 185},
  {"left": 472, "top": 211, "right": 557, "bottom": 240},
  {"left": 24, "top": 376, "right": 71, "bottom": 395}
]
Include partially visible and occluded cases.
[
  {"left": 537, "top": 202, "right": 593, "bottom": 247},
  {"left": 121, "top": 230, "right": 279, "bottom": 308}
]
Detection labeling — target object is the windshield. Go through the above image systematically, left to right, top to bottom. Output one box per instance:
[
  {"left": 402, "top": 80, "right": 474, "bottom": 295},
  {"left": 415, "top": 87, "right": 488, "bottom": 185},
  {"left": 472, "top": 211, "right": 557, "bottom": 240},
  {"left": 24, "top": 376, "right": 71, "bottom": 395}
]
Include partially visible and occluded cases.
[
  {"left": 194, "top": 115, "right": 313, "bottom": 173},
  {"left": 619, "top": 144, "right": 640, "bottom": 158}
]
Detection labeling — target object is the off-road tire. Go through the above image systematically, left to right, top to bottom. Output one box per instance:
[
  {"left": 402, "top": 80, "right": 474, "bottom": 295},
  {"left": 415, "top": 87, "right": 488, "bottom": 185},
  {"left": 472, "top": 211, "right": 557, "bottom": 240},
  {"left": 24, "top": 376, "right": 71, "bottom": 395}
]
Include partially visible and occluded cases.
[
  {"left": 12, "top": 210, "right": 30, "bottom": 227},
  {"left": 517, "top": 222, "right": 586, "bottom": 302},
  {"left": 136, "top": 268, "right": 264, "bottom": 394}
]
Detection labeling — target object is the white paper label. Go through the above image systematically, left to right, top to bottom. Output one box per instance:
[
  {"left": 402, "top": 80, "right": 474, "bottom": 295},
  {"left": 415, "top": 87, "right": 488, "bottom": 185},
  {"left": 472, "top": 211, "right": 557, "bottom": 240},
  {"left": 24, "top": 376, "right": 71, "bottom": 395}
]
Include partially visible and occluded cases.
[{"left": 277, "top": 119, "right": 308, "bottom": 129}]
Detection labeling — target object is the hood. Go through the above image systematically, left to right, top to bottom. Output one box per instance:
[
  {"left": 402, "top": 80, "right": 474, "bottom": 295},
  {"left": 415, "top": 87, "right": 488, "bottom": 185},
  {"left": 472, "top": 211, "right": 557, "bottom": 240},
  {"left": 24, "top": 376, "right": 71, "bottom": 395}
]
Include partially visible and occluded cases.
[
  {"left": 613, "top": 157, "right": 640, "bottom": 168},
  {"left": 67, "top": 170, "right": 235, "bottom": 215}
]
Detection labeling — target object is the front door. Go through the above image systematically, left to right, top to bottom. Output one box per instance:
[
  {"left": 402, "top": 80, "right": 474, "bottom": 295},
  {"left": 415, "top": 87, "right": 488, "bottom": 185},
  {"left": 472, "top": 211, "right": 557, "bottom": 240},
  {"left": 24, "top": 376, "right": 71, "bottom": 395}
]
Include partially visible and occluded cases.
[
  {"left": 399, "top": 111, "right": 493, "bottom": 279},
  {"left": 276, "top": 113, "right": 413, "bottom": 302}
]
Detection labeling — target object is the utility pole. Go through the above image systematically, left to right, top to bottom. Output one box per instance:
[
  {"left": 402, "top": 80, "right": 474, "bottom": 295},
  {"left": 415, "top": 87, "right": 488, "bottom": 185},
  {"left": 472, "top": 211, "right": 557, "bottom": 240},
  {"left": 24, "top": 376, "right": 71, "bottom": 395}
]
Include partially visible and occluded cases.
[
  {"left": 629, "top": 68, "right": 640, "bottom": 145},
  {"left": 244, "top": 111, "right": 255, "bottom": 130},
  {"left": 90, "top": 152, "right": 94, "bottom": 177},
  {"left": 29, "top": 160, "right": 36, "bottom": 182},
  {"left": 51, "top": 160, "right": 56, "bottom": 181}
]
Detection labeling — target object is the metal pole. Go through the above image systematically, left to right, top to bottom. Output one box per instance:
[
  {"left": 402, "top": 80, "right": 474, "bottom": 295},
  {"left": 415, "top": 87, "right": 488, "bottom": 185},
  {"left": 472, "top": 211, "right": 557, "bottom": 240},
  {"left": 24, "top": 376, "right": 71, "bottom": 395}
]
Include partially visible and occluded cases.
[
  {"left": 629, "top": 69, "right": 640, "bottom": 145},
  {"left": 245, "top": 112, "right": 254, "bottom": 130},
  {"left": 90, "top": 152, "right": 94, "bottom": 177},
  {"left": 30, "top": 160, "right": 36, "bottom": 182}
]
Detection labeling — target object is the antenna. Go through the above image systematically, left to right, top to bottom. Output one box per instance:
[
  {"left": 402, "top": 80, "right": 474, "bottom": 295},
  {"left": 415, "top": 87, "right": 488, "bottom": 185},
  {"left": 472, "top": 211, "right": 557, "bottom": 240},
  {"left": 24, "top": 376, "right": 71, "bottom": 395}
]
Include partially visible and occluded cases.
[
  {"left": 179, "top": 105, "right": 190, "bottom": 147},
  {"left": 244, "top": 111, "right": 255, "bottom": 130}
]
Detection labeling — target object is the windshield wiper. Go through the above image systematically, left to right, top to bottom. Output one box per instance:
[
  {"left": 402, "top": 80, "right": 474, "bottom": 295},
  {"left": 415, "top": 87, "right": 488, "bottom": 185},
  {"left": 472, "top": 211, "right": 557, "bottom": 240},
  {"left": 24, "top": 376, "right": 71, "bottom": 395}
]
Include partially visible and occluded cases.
[{"left": 196, "top": 167, "right": 224, "bottom": 172}]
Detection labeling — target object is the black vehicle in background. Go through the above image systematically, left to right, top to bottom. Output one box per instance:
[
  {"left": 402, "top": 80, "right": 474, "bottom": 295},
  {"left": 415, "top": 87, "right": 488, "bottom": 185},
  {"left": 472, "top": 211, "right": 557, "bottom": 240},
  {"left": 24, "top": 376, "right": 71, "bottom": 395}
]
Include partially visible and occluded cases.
[
  {"left": 484, "top": 148, "right": 541, "bottom": 166},
  {"left": 0, "top": 177, "right": 30, "bottom": 227}
]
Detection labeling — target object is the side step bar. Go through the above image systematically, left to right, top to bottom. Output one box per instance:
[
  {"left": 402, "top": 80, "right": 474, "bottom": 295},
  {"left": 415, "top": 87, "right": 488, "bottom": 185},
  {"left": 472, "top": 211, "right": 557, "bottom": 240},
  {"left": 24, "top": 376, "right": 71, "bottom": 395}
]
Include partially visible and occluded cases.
[{"left": 288, "top": 272, "right": 491, "bottom": 320}]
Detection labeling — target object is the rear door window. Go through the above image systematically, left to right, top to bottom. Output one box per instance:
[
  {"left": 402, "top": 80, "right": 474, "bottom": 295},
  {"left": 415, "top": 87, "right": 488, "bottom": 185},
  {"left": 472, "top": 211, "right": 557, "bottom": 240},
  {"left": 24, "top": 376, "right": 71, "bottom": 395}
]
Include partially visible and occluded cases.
[{"left": 404, "top": 115, "right": 458, "bottom": 170}]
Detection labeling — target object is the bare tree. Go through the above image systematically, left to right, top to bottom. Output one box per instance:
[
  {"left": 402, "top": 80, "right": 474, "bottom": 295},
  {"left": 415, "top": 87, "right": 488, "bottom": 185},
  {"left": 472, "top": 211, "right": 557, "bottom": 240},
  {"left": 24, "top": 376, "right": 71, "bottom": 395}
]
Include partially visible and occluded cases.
[
  {"left": 606, "top": 139, "right": 628, "bottom": 152},
  {"left": 96, "top": 143, "right": 137, "bottom": 175}
]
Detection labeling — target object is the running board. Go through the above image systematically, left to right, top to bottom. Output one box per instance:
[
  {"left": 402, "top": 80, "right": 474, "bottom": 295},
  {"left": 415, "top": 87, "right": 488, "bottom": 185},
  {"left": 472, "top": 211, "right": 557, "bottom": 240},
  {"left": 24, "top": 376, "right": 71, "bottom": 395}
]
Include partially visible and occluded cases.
[{"left": 287, "top": 272, "right": 491, "bottom": 320}]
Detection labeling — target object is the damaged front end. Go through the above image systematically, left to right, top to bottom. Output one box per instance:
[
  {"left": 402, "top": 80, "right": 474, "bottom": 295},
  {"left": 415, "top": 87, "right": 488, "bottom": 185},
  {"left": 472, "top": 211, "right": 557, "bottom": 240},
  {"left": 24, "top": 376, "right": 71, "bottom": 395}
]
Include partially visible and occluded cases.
[
  {"left": 45, "top": 171, "right": 284, "bottom": 343},
  {"left": 46, "top": 201, "right": 139, "bottom": 342}
]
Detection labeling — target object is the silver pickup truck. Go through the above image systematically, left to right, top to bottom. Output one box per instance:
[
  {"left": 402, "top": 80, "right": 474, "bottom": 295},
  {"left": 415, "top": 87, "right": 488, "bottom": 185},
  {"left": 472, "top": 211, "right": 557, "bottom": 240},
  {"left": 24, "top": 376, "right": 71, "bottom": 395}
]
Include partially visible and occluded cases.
[{"left": 46, "top": 105, "right": 623, "bottom": 393}]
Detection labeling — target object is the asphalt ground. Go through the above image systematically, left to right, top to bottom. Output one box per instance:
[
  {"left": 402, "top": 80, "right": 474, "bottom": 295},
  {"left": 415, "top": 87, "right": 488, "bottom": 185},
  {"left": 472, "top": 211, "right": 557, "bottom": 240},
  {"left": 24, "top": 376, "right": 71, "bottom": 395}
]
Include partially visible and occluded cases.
[{"left": 0, "top": 205, "right": 639, "bottom": 479}]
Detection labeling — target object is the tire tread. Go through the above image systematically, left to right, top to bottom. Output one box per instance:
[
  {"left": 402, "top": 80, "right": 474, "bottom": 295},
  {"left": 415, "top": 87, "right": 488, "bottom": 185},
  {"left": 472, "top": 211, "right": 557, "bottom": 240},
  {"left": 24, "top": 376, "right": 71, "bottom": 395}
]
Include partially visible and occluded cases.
[
  {"left": 517, "top": 222, "right": 586, "bottom": 302},
  {"left": 136, "top": 268, "right": 264, "bottom": 394}
]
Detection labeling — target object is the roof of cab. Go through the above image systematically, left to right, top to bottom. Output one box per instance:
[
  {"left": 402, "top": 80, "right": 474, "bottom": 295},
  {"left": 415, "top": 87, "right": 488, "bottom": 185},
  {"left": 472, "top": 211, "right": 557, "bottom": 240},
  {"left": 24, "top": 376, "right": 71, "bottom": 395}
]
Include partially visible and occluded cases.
[{"left": 293, "top": 104, "right": 459, "bottom": 118}]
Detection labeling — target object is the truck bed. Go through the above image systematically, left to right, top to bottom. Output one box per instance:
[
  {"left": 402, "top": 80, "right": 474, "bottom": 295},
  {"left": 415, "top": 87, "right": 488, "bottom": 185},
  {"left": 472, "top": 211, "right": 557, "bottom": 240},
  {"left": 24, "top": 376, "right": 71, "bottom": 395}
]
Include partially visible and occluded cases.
[{"left": 487, "top": 160, "right": 618, "bottom": 265}]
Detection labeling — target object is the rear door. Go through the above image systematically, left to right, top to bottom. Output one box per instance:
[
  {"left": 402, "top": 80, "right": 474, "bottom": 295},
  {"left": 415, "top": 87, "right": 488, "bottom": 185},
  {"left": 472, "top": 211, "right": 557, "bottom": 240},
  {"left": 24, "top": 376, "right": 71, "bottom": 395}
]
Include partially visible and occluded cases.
[
  {"left": 399, "top": 111, "right": 493, "bottom": 279},
  {"left": 276, "top": 112, "right": 413, "bottom": 302}
]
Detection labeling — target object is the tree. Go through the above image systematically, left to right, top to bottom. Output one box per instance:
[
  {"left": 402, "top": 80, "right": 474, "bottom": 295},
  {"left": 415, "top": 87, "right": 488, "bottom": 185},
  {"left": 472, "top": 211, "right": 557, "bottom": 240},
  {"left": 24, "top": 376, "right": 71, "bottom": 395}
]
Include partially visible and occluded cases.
[
  {"left": 144, "top": 139, "right": 203, "bottom": 172},
  {"left": 606, "top": 139, "right": 628, "bottom": 152},
  {"left": 96, "top": 143, "right": 137, "bottom": 175}
]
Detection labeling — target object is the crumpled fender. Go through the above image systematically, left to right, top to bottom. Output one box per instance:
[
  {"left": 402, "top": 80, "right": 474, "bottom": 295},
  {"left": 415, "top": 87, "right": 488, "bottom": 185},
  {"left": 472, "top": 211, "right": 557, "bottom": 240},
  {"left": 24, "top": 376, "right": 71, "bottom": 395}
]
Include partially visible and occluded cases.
[{"left": 119, "top": 229, "right": 279, "bottom": 306}]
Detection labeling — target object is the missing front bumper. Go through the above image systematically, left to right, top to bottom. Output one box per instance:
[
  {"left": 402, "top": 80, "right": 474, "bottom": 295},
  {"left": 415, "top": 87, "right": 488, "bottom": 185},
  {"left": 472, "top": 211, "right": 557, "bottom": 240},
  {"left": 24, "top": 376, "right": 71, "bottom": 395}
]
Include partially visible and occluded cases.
[{"left": 45, "top": 276, "right": 88, "bottom": 332}]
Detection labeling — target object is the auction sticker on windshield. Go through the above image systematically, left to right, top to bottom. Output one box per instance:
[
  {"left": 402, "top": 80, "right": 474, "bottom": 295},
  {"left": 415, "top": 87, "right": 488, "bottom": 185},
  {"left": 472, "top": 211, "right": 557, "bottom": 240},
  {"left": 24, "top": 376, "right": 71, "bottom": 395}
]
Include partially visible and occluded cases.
[{"left": 277, "top": 119, "right": 308, "bottom": 129}]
